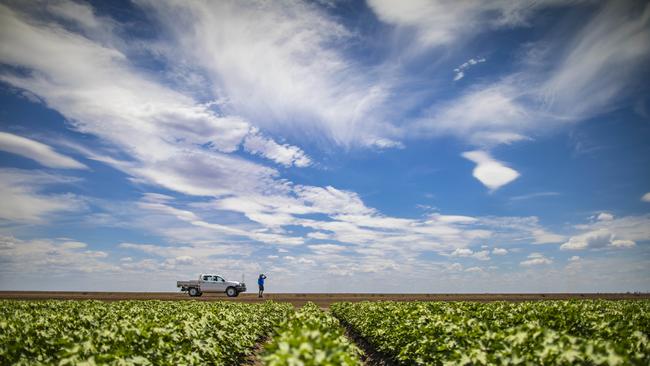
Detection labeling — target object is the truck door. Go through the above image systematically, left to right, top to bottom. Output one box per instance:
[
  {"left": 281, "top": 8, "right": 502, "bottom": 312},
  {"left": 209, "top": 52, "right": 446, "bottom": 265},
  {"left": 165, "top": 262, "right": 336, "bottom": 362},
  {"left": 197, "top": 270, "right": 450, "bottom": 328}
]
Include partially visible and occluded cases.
[
  {"left": 201, "top": 275, "right": 218, "bottom": 292},
  {"left": 214, "top": 276, "right": 227, "bottom": 291}
]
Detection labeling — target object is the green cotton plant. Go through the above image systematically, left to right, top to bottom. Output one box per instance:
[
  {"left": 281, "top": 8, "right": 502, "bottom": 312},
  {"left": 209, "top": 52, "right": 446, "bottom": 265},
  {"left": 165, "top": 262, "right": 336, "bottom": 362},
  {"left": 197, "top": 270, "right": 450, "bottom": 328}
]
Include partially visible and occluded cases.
[
  {"left": 0, "top": 300, "right": 293, "bottom": 365},
  {"left": 331, "top": 300, "right": 650, "bottom": 366},
  {"left": 262, "top": 302, "right": 363, "bottom": 366}
]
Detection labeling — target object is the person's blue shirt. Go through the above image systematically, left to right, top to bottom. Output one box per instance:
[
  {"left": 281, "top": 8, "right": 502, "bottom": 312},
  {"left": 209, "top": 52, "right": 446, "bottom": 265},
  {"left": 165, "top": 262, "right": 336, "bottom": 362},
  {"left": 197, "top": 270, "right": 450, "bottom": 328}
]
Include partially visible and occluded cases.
[{"left": 258, "top": 276, "right": 265, "bottom": 286}]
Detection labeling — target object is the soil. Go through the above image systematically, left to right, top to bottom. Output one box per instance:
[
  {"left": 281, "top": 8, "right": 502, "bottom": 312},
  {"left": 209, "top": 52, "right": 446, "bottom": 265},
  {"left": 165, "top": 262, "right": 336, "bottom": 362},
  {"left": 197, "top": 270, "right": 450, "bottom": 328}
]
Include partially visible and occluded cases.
[{"left": 1, "top": 292, "right": 648, "bottom": 308}]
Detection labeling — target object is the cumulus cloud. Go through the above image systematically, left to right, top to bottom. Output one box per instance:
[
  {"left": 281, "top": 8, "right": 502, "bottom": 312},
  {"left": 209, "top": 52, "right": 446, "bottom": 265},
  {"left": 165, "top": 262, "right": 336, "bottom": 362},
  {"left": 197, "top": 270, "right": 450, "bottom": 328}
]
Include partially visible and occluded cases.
[
  {"left": 0, "top": 132, "right": 86, "bottom": 169},
  {"left": 462, "top": 150, "right": 520, "bottom": 190},
  {"left": 642, "top": 192, "right": 650, "bottom": 202},
  {"left": 597, "top": 212, "right": 614, "bottom": 221},
  {"left": 560, "top": 214, "right": 649, "bottom": 251},
  {"left": 560, "top": 229, "right": 614, "bottom": 250},
  {"left": 562, "top": 232, "right": 634, "bottom": 250},
  {"left": 446, "top": 248, "right": 491, "bottom": 261},
  {"left": 450, "top": 248, "right": 473, "bottom": 257},
  {"left": 492, "top": 248, "right": 508, "bottom": 255},
  {"left": 520, "top": 252, "right": 552, "bottom": 266}
]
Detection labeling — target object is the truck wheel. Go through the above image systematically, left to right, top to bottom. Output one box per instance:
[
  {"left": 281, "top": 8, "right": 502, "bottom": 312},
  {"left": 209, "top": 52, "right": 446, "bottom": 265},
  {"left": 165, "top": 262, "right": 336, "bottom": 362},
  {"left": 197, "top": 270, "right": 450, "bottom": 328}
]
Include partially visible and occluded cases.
[
  {"left": 226, "top": 287, "right": 237, "bottom": 297},
  {"left": 189, "top": 288, "right": 199, "bottom": 297}
]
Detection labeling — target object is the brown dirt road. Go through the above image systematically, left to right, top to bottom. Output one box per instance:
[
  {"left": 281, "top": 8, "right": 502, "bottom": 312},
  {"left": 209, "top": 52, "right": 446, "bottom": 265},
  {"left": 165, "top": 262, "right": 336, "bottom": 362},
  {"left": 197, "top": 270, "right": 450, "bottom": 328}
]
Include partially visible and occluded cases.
[{"left": 1, "top": 292, "right": 648, "bottom": 308}]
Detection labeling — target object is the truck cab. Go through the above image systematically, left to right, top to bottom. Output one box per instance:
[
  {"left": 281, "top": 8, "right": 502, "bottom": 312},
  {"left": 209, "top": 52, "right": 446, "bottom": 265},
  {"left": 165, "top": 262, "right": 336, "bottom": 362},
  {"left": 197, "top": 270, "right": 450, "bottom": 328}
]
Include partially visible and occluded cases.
[{"left": 177, "top": 273, "right": 246, "bottom": 297}]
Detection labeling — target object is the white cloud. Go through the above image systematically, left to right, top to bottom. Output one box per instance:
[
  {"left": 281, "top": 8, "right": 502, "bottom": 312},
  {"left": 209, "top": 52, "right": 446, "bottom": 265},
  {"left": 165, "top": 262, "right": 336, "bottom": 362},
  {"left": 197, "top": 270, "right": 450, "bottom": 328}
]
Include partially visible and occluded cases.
[
  {"left": 46, "top": 0, "right": 111, "bottom": 34},
  {"left": 140, "top": 0, "right": 394, "bottom": 148},
  {"left": 367, "top": 0, "right": 562, "bottom": 48},
  {"left": 540, "top": 1, "right": 650, "bottom": 121},
  {"left": 405, "top": 2, "right": 650, "bottom": 151},
  {"left": 0, "top": 4, "right": 297, "bottom": 201},
  {"left": 453, "top": 57, "right": 486, "bottom": 81},
  {"left": 413, "top": 85, "right": 532, "bottom": 147},
  {"left": 243, "top": 130, "right": 311, "bottom": 167},
  {"left": 0, "top": 132, "right": 86, "bottom": 169},
  {"left": 367, "top": 138, "right": 405, "bottom": 150},
  {"left": 462, "top": 150, "right": 519, "bottom": 190},
  {"left": 0, "top": 168, "right": 85, "bottom": 222},
  {"left": 509, "top": 192, "right": 560, "bottom": 201},
  {"left": 642, "top": 192, "right": 650, "bottom": 202},
  {"left": 597, "top": 212, "right": 614, "bottom": 221},
  {"left": 561, "top": 214, "right": 649, "bottom": 251},
  {"left": 561, "top": 229, "right": 613, "bottom": 250},
  {"left": 560, "top": 231, "right": 635, "bottom": 250},
  {"left": 0, "top": 236, "right": 117, "bottom": 274},
  {"left": 610, "top": 239, "right": 636, "bottom": 248},
  {"left": 60, "top": 241, "right": 87, "bottom": 249},
  {"left": 119, "top": 242, "right": 247, "bottom": 259},
  {"left": 308, "top": 244, "right": 347, "bottom": 255},
  {"left": 448, "top": 248, "right": 490, "bottom": 261},
  {"left": 450, "top": 248, "right": 473, "bottom": 257},
  {"left": 492, "top": 248, "right": 508, "bottom": 255},
  {"left": 472, "top": 250, "right": 491, "bottom": 261},
  {"left": 520, "top": 252, "right": 552, "bottom": 266},
  {"left": 569, "top": 255, "right": 580, "bottom": 262},
  {"left": 464, "top": 266, "right": 483, "bottom": 273}
]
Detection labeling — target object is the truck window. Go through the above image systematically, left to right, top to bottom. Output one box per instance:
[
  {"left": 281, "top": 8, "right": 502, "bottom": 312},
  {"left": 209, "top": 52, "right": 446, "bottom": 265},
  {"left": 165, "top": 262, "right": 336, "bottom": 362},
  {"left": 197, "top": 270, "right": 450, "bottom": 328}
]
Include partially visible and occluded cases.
[
  {"left": 203, "top": 275, "right": 212, "bottom": 281},
  {"left": 216, "top": 276, "right": 224, "bottom": 282}
]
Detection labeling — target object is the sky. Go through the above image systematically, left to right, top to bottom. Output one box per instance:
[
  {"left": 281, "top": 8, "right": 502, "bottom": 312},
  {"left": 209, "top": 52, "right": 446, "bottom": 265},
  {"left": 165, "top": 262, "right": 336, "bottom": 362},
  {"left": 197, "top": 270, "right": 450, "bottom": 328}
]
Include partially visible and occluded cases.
[{"left": 0, "top": 0, "right": 649, "bottom": 293}]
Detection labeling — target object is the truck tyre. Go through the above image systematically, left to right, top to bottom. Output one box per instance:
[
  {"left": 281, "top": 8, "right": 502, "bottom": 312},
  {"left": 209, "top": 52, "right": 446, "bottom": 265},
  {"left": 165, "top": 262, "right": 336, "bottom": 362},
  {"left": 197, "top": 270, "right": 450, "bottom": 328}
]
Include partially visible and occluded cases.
[
  {"left": 189, "top": 287, "right": 199, "bottom": 297},
  {"left": 226, "top": 287, "right": 237, "bottom": 297}
]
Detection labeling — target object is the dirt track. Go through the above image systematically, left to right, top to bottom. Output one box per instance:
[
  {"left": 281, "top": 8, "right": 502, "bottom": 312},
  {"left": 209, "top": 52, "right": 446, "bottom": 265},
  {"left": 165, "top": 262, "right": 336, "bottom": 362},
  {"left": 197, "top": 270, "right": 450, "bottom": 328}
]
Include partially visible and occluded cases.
[{"left": 1, "top": 292, "right": 648, "bottom": 308}]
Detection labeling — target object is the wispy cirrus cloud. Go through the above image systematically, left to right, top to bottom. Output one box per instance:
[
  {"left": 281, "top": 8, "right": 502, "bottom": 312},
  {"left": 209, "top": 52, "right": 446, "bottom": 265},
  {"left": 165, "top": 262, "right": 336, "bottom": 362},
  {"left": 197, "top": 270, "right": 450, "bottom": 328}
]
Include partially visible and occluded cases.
[
  {"left": 140, "top": 0, "right": 396, "bottom": 149},
  {"left": 366, "top": 0, "right": 566, "bottom": 48},
  {"left": 0, "top": 2, "right": 310, "bottom": 200},
  {"left": 0, "top": 132, "right": 87, "bottom": 169},
  {"left": 0, "top": 168, "right": 85, "bottom": 223}
]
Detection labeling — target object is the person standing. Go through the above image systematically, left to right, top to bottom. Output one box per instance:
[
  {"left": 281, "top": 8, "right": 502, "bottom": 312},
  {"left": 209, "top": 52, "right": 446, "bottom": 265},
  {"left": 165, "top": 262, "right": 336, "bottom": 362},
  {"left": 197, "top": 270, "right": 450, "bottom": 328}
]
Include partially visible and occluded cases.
[{"left": 258, "top": 273, "right": 267, "bottom": 298}]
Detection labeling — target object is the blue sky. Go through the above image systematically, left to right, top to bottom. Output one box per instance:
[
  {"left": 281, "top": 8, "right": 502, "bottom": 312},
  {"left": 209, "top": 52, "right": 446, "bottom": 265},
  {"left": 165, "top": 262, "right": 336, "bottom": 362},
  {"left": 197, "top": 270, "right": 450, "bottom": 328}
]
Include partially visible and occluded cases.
[{"left": 0, "top": 0, "right": 649, "bottom": 292}]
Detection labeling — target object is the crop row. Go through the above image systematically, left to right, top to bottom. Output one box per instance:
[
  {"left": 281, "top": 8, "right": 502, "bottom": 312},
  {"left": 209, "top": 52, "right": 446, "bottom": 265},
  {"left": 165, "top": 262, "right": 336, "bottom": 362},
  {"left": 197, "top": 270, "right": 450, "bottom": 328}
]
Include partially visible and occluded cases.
[
  {"left": 0, "top": 300, "right": 293, "bottom": 365},
  {"left": 331, "top": 300, "right": 650, "bottom": 365},
  {"left": 262, "top": 302, "right": 362, "bottom": 365}
]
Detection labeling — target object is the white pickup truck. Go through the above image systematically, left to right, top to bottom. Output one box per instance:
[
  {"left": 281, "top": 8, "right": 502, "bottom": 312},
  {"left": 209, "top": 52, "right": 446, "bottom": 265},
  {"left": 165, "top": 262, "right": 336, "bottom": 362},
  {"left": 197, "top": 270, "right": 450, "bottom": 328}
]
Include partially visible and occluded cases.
[{"left": 177, "top": 274, "right": 246, "bottom": 297}]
